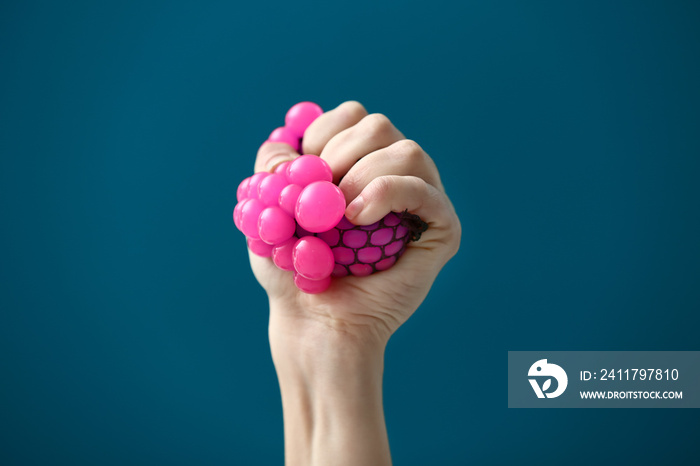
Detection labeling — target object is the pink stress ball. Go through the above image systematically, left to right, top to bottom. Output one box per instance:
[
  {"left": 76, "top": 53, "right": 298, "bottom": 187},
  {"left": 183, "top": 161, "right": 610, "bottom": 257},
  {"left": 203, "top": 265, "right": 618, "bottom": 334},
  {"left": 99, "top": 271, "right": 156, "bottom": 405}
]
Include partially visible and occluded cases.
[{"left": 232, "top": 101, "right": 428, "bottom": 294}]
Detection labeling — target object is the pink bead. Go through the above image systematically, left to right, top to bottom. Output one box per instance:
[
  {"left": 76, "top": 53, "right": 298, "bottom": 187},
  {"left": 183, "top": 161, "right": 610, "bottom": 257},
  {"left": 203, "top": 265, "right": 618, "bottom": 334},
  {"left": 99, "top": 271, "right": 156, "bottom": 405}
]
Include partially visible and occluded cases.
[
  {"left": 285, "top": 102, "right": 323, "bottom": 138},
  {"left": 268, "top": 127, "right": 300, "bottom": 152},
  {"left": 287, "top": 155, "right": 333, "bottom": 187},
  {"left": 274, "top": 160, "right": 290, "bottom": 179},
  {"left": 247, "top": 172, "right": 269, "bottom": 200},
  {"left": 258, "top": 173, "right": 288, "bottom": 206},
  {"left": 237, "top": 176, "right": 251, "bottom": 202},
  {"left": 295, "top": 181, "right": 346, "bottom": 233},
  {"left": 279, "top": 184, "right": 302, "bottom": 216},
  {"left": 240, "top": 198, "right": 265, "bottom": 239},
  {"left": 233, "top": 200, "right": 247, "bottom": 231},
  {"left": 258, "top": 206, "right": 296, "bottom": 245},
  {"left": 383, "top": 212, "right": 401, "bottom": 226},
  {"left": 335, "top": 216, "right": 355, "bottom": 230},
  {"left": 317, "top": 228, "right": 340, "bottom": 247},
  {"left": 370, "top": 228, "right": 393, "bottom": 246},
  {"left": 343, "top": 230, "right": 367, "bottom": 248},
  {"left": 293, "top": 236, "right": 334, "bottom": 280},
  {"left": 271, "top": 237, "right": 296, "bottom": 271},
  {"left": 247, "top": 238, "right": 273, "bottom": 257},
  {"left": 384, "top": 240, "right": 404, "bottom": 256},
  {"left": 332, "top": 247, "right": 355, "bottom": 265},
  {"left": 357, "top": 247, "right": 381, "bottom": 263},
  {"left": 375, "top": 256, "right": 397, "bottom": 271},
  {"left": 349, "top": 263, "right": 373, "bottom": 277},
  {"left": 332, "top": 264, "right": 349, "bottom": 278},
  {"left": 293, "top": 272, "right": 331, "bottom": 294}
]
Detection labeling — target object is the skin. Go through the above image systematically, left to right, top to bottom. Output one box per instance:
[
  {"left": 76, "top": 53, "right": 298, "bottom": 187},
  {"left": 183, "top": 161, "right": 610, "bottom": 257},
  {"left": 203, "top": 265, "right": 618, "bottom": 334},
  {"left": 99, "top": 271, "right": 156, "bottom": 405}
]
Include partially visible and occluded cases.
[{"left": 249, "top": 101, "right": 461, "bottom": 466}]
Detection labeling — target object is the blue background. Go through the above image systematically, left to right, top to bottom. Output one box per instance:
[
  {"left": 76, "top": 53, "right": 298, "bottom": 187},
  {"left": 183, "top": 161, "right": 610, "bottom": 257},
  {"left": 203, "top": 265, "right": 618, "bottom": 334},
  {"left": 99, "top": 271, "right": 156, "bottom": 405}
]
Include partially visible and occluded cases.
[{"left": 2, "top": 1, "right": 699, "bottom": 464}]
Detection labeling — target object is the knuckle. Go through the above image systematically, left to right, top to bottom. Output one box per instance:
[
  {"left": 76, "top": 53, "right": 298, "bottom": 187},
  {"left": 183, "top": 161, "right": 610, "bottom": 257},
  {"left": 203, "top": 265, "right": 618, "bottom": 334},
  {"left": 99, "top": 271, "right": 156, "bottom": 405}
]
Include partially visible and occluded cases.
[
  {"left": 337, "top": 100, "right": 367, "bottom": 121},
  {"left": 361, "top": 113, "right": 393, "bottom": 136},
  {"left": 395, "top": 138, "right": 422, "bottom": 152},
  {"left": 392, "top": 139, "right": 425, "bottom": 164},
  {"left": 338, "top": 167, "right": 366, "bottom": 195},
  {"left": 405, "top": 174, "right": 428, "bottom": 195},
  {"left": 369, "top": 175, "right": 395, "bottom": 199}
]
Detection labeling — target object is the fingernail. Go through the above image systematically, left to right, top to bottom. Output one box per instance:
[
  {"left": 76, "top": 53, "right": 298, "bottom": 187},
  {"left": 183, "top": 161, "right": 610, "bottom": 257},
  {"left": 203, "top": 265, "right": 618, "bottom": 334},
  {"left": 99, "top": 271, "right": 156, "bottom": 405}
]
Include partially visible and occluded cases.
[{"left": 345, "top": 196, "right": 364, "bottom": 219}]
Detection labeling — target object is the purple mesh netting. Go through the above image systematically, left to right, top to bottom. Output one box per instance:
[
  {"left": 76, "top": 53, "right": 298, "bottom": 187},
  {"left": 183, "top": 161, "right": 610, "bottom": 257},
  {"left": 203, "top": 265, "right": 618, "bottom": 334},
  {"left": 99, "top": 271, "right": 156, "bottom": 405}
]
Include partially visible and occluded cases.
[{"left": 307, "top": 211, "right": 429, "bottom": 277}]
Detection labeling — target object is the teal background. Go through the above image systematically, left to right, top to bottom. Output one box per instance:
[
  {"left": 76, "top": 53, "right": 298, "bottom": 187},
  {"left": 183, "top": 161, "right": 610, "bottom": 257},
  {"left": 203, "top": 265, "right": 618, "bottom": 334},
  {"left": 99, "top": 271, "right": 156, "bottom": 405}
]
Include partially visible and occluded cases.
[{"left": 2, "top": 1, "right": 699, "bottom": 464}]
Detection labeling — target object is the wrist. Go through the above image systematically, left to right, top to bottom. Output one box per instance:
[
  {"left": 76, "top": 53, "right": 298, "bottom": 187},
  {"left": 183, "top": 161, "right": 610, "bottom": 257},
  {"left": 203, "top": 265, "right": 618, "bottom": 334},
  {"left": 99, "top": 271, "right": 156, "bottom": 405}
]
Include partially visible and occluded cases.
[
  {"left": 268, "top": 297, "right": 389, "bottom": 362},
  {"left": 268, "top": 301, "right": 391, "bottom": 466},
  {"left": 268, "top": 303, "right": 386, "bottom": 388}
]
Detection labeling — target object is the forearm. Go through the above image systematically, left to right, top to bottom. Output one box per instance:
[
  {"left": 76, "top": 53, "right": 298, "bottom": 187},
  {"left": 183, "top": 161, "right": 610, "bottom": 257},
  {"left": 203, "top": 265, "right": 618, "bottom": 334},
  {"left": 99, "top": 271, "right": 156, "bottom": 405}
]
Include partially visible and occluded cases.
[{"left": 269, "top": 310, "right": 392, "bottom": 466}]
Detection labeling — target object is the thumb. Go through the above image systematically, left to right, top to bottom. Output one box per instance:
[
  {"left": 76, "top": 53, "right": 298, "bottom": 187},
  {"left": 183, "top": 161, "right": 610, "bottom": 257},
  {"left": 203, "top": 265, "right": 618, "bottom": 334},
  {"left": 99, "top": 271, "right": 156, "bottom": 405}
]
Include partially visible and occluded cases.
[
  {"left": 254, "top": 141, "right": 300, "bottom": 173},
  {"left": 345, "top": 175, "right": 461, "bottom": 270}
]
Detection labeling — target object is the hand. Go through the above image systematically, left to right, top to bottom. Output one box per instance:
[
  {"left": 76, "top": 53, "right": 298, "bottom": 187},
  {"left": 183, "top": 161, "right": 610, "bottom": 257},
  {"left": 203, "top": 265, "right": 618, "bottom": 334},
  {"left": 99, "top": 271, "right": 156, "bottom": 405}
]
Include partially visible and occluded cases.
[
  {"left": 247, "top": 101, "right": 461, "bottom": 466},
  {"left": 251, "top": 101, "right": 461, "bottom": 346}
]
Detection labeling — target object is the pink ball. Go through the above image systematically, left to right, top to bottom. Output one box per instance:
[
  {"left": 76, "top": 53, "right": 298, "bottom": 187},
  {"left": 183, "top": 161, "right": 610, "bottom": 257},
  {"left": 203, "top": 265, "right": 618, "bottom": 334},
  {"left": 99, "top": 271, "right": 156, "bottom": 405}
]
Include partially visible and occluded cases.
[
  {"left": 285, "top": 102, "right": 323, "bottom": 138},
  {"left": 267, "top": 127, "right": 300, "bottom": 152},
  {"left": 287, "top": 155, "right": 333, "bottom": 187},
  {"left": 274, "top": 160, "right": 290, "bottom": 179},
  {"left": 247, "top": 172, "right": 269, "bottom": 200},
  {"left": 258, "top": 173, "right": 288, "bottom": 206},
  {"left": 237, "top": 176, "right": 251, "bottom": 202},
  {"left": 295, "top": 181, "right": 346, "bottom": 233},
  {"left": 278, "top": 183, "right": 302, "bottom": 216},
  {"left": 240, "top": 198, "right": 265, "bottom": 239},
  {"left": 233, "top": 199, "right": 247, "bottom": 231},
  {"left": 258, "top": 206, "right": 296, "bottom": 245},
  {"left": 335, "top": 216, "right": 355, "bottom": 230},
  {"left": 317, "top": 228, "right": 340, "bottom": 247},
  {"left": 292, "top": 236, "right": 334, "bottom": 280},
  {"left": 271, "top": 237, "right": 296, "bottom": 271},
  {"left": 248, "top": 238, "right": 273, "bottom": 257},
  {"left": 384, "top": 240, "right": 404, "bottom": 256},
  {"left": 375, "top": 256, "right": 397, "bottom": 271},
  {"left": 349, "top": 263, "right": 373, "bottom": 277},
  {"left": 332, "top": 264, "right": 349, "bottom": 278},
  {"left": 293, "top": 272, "right": 331, "bottom": 294}
]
